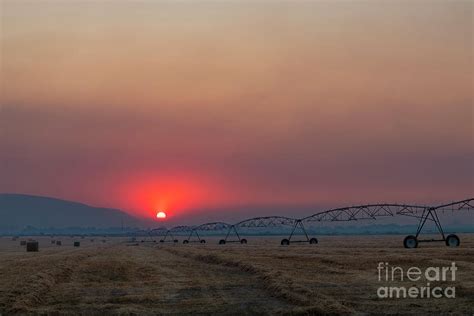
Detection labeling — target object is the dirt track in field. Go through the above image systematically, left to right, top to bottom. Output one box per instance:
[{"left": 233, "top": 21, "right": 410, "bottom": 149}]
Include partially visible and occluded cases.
[{"left": 0, "top": 235, "right": 473, "bottom": 315}]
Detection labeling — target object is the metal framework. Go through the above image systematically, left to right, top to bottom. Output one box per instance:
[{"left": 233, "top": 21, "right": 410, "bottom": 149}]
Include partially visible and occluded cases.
[
  {"left": 136, "top": 198, "right": 472, "bottom": 248},
  {"left": 402, "top": 198, "right": 474, "bottom": 248},
  {"left": 435, "top": 199, "right": 474, "bottom": 212},
  {"left": 296, "top": 200, "right": 473, "bottom": 248},
  {"left": 275, "top": 204, "right": 429, "bottom": 246},
  {"left": 302, "top": 204, "right": 429, "bottom": 222},
  {"left": 231, "top": 216, "right": 299, "bottom": 245},
  {"left": 235, "top": 216, "right": 296, "bottom": 244},
  {"left": 237, "top": 216, "right": 296, "bottom": 228},
  {"left": 280, "top": 219, "right": 318, "bottom": 245},
  {"left": 183, "top": 222, "right": 232, "bottom": 244},
  {"left": 195, "top": 222, "right": 232, "bottom": 231},
  {"left": 159, "top": 225, "right": 193, "bottom": 243},
  {"left": 218, "top": 225, "right": 244, "bottom": 244},
  {"left": 132, "top": 228, "right": 166, "bottom": 243},
  {"left": 148, "top": 228, "right": 167, "bottom": 242}
]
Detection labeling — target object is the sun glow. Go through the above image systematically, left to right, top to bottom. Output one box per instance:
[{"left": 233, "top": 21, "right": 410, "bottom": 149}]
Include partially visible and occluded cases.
[{"left": 156, "top": 211, "right": 167, "bottom": 219}]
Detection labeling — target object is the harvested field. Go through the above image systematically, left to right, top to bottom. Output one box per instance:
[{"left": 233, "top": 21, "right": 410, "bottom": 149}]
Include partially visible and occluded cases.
[{"left": 0, "top": 235, "right": 473, "bottom": 315}]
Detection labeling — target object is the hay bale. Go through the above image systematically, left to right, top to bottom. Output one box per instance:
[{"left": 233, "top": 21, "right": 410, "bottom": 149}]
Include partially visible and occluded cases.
[
  {"left": 12, "top": 237, "right": 18, "bottom": 241},
  {"left": 20, "top": 240, "right": 27, "bottom": 246},
  {"left": 51, "top": 240, "right": 56, "bottom": 244},
  {"left": 56, "top": 240, "right": 62, "bottom": 246},
  {"left": 102, "top": 240, "right": 106, "bottom": 243},
  {"left": 26, "top": 241, "right": 39, "bottom": 252},
  {"left": 74, "top": 241, "right": 80, "bottom": 247}
]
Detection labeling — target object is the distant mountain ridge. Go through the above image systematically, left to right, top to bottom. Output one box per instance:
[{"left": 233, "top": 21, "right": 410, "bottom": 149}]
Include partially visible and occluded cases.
[{"left": 0, "top": 193, "right": 142, "bottom": 230}]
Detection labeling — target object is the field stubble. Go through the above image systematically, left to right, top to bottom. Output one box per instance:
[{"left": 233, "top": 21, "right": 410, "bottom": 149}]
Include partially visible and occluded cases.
[{"left": 0, "top": 235, "right": 472, "bottom": 315}]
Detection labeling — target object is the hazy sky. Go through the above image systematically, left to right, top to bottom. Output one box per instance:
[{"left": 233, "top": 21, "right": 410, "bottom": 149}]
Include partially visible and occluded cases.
[{"left": 1, "top": 0, "right": 472, "bottom": 223}]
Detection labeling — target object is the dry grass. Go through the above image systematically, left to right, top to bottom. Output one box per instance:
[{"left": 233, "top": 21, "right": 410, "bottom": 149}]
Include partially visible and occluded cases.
[{"left": 0, "top": 235, "right": 472, "bottom": 315}]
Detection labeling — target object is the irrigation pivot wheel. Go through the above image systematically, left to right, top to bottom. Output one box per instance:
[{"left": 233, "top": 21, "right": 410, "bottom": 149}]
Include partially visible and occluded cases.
[
  {"left": 445, "top": 234, "right": 460, "bottom": 247},
  {"left": 403, "top": 235, "right": 418, "bottom": 249},
  {"left": 281, "top": 239, "right": 290, "bottom": 246}
]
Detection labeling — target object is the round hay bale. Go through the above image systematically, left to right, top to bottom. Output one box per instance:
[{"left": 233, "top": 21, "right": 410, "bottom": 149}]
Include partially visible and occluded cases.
[
  {"left": 90, "top": 239, "right": 95, "bottom": 242},
  {"left": 20, "top": 240, "right": 27, "bottom": 246},
  {"left": 51, "top": 240, "right": 56, "bottom": 244},
  {"left": 56, "top": 240, "right": 62, "bottom": 246},
  {"left": 102, "top": 240, "right": 106, "bottom": 243},
  {"left": 26, "top": 241, "right": 39, "bottom": 252},
  {"left": 74, "top": 241, "right": 80, "bottom": 247}
]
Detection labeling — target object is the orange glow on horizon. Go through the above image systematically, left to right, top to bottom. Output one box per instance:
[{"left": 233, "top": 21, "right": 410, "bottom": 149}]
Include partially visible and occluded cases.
[{"left": 115, "top": 172, "right": 230, "bottom": 221}]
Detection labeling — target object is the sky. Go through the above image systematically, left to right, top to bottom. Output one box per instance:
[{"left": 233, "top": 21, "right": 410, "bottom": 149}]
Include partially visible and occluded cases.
[{"left": 1, "top": 0, "right": 472, "bottom": 224}]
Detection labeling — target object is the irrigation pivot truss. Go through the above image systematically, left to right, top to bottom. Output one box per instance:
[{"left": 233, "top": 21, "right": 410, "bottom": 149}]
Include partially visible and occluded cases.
[
  {"left": 135, "top": 198, "right": 472, "bottom": 248},
  {"left": 402, "top": 198, "right": 474, "bottom": 248},
  {"left": 434, "top": 199, "right": 474, "bottom": 212},
  {"left": 297, "top": 201, "right": 473, "bottom": 248},
  {"left": 269, "top": 204, "right": 429, "bottom": 246},
  {"left": 302, "top": 204, "right": 429, "bottom": 222},
  {"left": 211, "top": 216, "right": 299, "bottom": 245},
  {"left": 233, "top": 216, "right": 306, "bottom": 245},
  {"left": 237, "top": 216, "right": 296, "bottom": 228},
  {"left": 182, "top": 222, "right": 232, "bottom": 244},
  {"left": 196, "top": 222, "right": 233, "bottom": 231},
  {"left": 158, "top": 225, "right": 195, "bottom": 243}
]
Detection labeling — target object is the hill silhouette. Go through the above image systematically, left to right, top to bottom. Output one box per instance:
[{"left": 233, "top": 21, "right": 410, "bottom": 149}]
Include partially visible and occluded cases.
[{"left": 0, "top": 193, "right": 141, "bottom": 230}]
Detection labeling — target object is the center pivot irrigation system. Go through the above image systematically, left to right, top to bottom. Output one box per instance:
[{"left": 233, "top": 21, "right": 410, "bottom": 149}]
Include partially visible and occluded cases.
[{"left": 136, "top": 198, "right": 473, "bottom": 248}]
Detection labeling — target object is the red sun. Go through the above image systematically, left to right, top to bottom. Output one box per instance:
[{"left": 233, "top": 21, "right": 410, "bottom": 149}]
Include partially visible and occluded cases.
[{"left": 156, "top": 211, "right": 167, "bottom": 219}]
